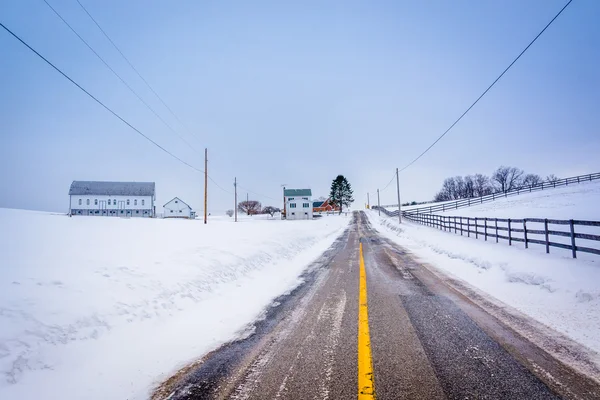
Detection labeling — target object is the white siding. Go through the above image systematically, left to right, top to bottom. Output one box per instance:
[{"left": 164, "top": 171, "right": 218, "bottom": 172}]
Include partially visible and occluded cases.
[
  {"left": 70, "top": 194, "right": 154, "bottom": 217},
  {"left": 71, "top": 195, "right": 153, "bottom": 210},
  {"left": 285, "top": 195, "right": 313, "bottom": 220},
  {"left": 163, "top": 198, "right": 192, "bottom": 218}
]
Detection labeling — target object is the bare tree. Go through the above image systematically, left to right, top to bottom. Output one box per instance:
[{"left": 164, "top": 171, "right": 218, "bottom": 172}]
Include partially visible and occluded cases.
[
  {"left": 492, "top": 166, "right": 524, "bottom": 192},
  {"left": 522, "top": 173, "right": 543, "bottom": 188},
  {"left": 473, "top": 174, "right": 492, "bottom": 197},
  {"left": 546, "top": 174, "right": 559, "bottom": 184},
  {"left": 463, "top": 175, "right": 475, "bottom": 198},
  {"left": 454, "top": 176, "right": 465, "bottom": 199},
  {"left": 435, "top": 177, "right": 457, "bottom": 202},
  {"left": 238, "top": 200, "right": 262, "bottom": 215},
  {"left": 262, "top": 206, "right": 281, "bottom": 217},
  {"left": 226, "top": 209, "right": 234, "bottom": 217}
]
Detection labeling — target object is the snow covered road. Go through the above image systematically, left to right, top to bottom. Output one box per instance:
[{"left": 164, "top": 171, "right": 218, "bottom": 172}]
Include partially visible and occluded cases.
[{"left": 0, "top": 209, "right": 350, "bottom": 399}]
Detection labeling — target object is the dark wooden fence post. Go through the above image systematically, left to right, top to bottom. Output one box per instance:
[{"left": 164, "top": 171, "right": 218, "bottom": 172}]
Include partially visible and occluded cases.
[
  {"left": 454, "top": 216, "right": 457, "bottom": 234},
  {"left": 460, "top": 217, "right": 463, "bottom": 235},
  {"left": 467, "top": 218, "right": 470, "bottom": 238},
  {"left": 475, "top": 218, "right": 478, "bottom": 239},
  {"left": 484, "top": 218, "right": 488, "bottom": 241},
  {"left": 495, "top": 218, "right": 498, "bottom": 243},
  {"left": 508, "top": 219, "right": 512, "bottom": 245},
  {"left": 523, "top": 219, "right": 528, "bottom": 249},
  {"left": 544, "top": 219, "right": 549, "bottom": 254},
  {"left": 570, "top": 220, "right": 577, "bottom": 258}
]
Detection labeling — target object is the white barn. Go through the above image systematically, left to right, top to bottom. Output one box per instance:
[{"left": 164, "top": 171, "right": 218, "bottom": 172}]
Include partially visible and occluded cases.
[
  {"left": 69, "top": 181, "right": 156, "bottom": 217},
  {"left": 283, "top": 189, "right": 313, "bottom": 220},
  {"left": 163, "top": 197, "right": 194, "bottom": 219}
]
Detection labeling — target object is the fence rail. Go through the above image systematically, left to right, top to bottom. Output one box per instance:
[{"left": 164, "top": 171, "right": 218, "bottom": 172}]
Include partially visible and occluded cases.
[
  {"left": 381, "top": 172, "right": 600, "bottom": 213},
  {"left": 390, "top": 211, "right": 600, "bottom": 258}
]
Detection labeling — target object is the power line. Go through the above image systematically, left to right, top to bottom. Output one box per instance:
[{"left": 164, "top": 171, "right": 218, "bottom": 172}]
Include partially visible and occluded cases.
[
  {"left": 41, "top": 0, "right": 198, "bottom": 153},
  {"left": 75, "top": 0, "right": 196, "bottom": 141},
  {"left": 397, "top": 0, "right": 573, "bottom": 174},
  {"left": 0, "top": 21, "right": 203, "bottom": 173},
  {"left": 2, "top": 21, "right": 266, "bottom": 204},
  {"left": 379, "top": 172, "right": 397, "bottom": 192},
  {"left": 208, "top": 175, "right": 234, "bottom": 195},
  {"left": 237, "top": 185, "right": 280, "bottom": 202}
]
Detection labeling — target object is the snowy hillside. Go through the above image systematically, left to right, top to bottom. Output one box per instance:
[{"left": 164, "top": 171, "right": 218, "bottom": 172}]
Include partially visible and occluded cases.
[
  {"left": 403, "top": 180, "right": 600, "bottom": 220},
  {"left": 0, "top": 209, "right": 349, "bottom": 400}
]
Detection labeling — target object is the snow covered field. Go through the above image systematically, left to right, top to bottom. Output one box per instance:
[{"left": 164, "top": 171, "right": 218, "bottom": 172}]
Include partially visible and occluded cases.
[
  {"left": 403, "top": 180, "right": 600, "bottom": 220},
  {"left": 369, "top": 201, "right": 600, "bottom": 357},
  {"left": 0, "top": 209, "right": 349, "bottom": 399}
]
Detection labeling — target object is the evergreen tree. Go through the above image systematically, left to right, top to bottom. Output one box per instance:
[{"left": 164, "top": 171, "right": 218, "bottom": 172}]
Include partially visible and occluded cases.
[{"left": 329, "top": 175, "right": 354, "bottom": 214}]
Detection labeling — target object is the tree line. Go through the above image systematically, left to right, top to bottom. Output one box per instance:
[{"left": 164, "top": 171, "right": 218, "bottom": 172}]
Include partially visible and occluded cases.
[{"left": 433, "top": 166, "right": 559, "bottom": 202}]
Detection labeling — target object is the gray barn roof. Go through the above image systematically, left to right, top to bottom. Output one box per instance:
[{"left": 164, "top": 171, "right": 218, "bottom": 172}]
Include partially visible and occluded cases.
[{"left": 69, "top": 181, "right": 155, "bottom": 196}]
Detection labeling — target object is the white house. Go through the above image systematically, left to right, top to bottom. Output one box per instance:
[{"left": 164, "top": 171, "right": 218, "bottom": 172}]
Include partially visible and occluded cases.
[
  {"left": 69, "top": 181, "right": 155, "bottom": 217},
  {"left": 283, "top": 189, "right": 313, "bottom": 220},
  {"left": 163, "top": 197, "right": 194, "bottom": 219}
]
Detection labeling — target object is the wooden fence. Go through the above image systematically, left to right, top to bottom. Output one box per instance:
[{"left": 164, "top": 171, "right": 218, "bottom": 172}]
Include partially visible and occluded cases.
[
  {"left": 381, "top": 172, "right": 600, "bottom": 214},
  {"left": 401, "top": 212, "right": 600, "bottom": 258}
]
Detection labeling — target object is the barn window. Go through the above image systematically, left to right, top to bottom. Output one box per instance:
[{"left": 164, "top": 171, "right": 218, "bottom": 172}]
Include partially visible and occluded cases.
[
  {"left": 78, "top": 199, "right": 82, "bottom": 205},
  {"left": 87, "top": 199, "right": 90, "bottom": 205},
  {"left": 94, "top": 199, "right": 98, "bottom": 205},
  {"left": 127, "top": 199, "right": 130, "bottom": 205},
  {"left": 134, "top": 199, "right": 138, "bottom": 206},
  {"left": 141, "top": 199, "right": 145, "bottom": 206},
  {"left": 175, "top": 200, "right": 178, "bottom": 203},
  {"left": 290, "top": 203, "right": 296, "bottom": 208},
  {"left": 303, "top": 203, "right": 310, "bottom": 208},
  {"left": 120, "top": 210, "right": 124, "bottom": 214},
  {"left": 170, "top": 210, "right": 173, "bottom": 213},
  {"left": 179, "top": 210, "right": 182, "bottom": 213},
  {"left": 136, "top": 211, "right": 139, "bottom": 214}
]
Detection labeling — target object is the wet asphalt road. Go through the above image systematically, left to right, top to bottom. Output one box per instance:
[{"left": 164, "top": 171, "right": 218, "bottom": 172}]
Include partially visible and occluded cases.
[{"left": 155, "top": 212, "right": 600, "bottom": 400}]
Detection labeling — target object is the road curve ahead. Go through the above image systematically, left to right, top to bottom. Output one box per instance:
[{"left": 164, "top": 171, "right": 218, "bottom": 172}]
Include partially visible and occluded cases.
[{"left": 154, "top": 212, "right": 600, "bottom": 400}]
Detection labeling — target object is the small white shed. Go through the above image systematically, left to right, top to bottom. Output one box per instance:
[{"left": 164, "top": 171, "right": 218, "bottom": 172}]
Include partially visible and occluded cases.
[{"left": 163, "top": 197, "right": 193, "bottom": 219}]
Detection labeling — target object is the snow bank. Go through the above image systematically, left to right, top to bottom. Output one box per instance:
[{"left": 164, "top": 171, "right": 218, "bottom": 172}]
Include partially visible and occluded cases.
[
  {"left": 0, "top": 208, "right": 349, "bottom": 399},
  {"left": 367, "top": 211, "right": 600, "bottom": 356}
]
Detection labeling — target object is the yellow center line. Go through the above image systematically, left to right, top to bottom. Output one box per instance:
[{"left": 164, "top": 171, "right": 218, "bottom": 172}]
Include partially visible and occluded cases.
[{"left": 358, "top": 241, "right": 375, "bottom": 399}]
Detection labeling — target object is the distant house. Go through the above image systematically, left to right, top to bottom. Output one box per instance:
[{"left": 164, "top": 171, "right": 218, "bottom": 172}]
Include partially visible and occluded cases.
[
  {"left": 69, "top": 181, "right": 155, "bottom": 217},
  {"left": 284, "top": 189, "right": 312, "bottom": 220},
  {"left": 163, "top": 197, "right": 194, "bottom": 219},
  {"left": 313, "top": 198, "right": 340, "bottom": 213}
]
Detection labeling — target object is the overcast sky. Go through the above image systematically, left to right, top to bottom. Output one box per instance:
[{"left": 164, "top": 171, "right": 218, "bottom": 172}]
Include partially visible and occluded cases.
[{"left": 1, "top": 0, "right": 599, "bottom": 213}]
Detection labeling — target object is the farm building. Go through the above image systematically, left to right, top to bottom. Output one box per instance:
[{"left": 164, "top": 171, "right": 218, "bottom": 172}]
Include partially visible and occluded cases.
[
  {"left": 69, "top": 181, "right": 155, "bottom": 217},
  {"left": 283, "top": 189, "right": 313, "bottom": 220},
  {"left": 163, "top": 197, "right": 195, "bottom": 219},
  {"left": 313, "top": 198, "right": 340, "bottom": 213}
]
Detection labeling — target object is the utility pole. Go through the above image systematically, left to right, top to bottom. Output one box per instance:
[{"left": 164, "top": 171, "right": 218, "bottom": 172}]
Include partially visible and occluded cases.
[
  {"left": 204, "top": 148, "right": 208, "bottom": 224},
  {"left": 396, "top": 167, "right": 402, "bottom": 224},
  {"left": 234, "top": 177, "right": 238, "bottom": 222},
  {"left": 282, "top": 185, "right": 286, "bottom": 220},
  {"left": 377, "top": 189, "right": 381, "bottom": 216},
  {"left": 367, "top": 192, "right": 370, "bottom": 209}
]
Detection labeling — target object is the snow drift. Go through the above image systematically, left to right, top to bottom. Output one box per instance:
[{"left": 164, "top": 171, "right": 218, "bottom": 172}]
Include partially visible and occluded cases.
[{"left": 0, "top": 209, "right": 349, "bottom": 399}]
